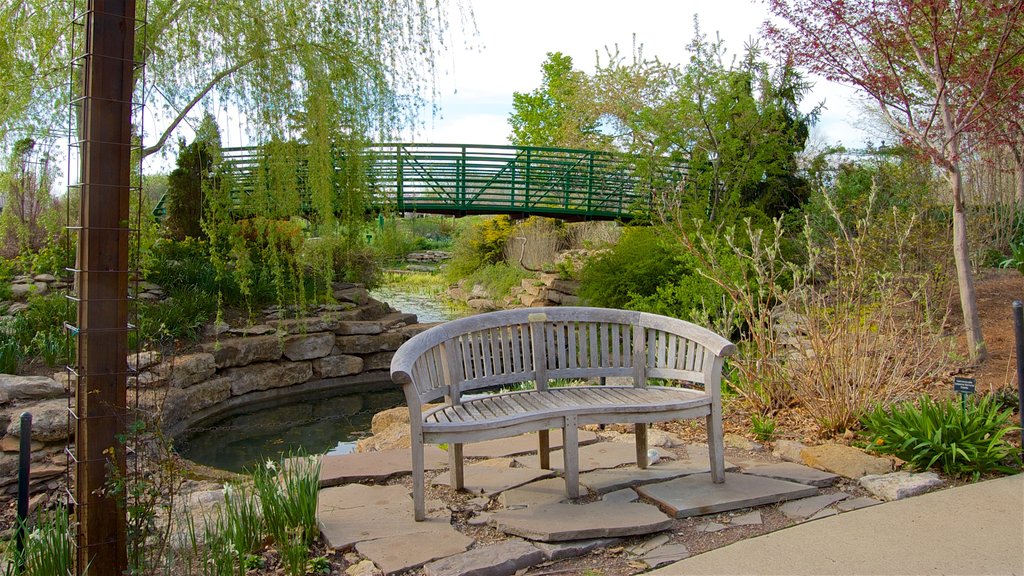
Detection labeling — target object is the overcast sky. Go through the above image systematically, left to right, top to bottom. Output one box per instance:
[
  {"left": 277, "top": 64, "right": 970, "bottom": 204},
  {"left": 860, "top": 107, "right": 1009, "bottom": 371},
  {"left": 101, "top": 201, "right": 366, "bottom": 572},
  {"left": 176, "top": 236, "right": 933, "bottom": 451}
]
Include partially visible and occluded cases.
[
  {"left": 155, "top": 0, "right": 880, "bottom": 173},
  {"left": 404, "top": 0, "right": 876, "bottom": 149}
]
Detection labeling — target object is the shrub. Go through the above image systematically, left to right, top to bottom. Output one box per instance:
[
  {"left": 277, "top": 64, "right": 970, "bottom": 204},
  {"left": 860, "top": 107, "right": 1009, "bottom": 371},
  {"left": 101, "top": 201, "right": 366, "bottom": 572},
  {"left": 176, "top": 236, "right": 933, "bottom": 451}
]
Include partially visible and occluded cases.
[
  {"left": 445, "top": 216, "right": 515, "bottom": 281},
  {"left": 577, "top": 226, "right": 685, "bottom": 309},
  {"left": 464, "top": 262, "right": 531, "bottom": 300},
  {"left": 135, "top": 288, "right": 217, "bottom": 347},
  {"left": 861, "top": 394, "right": 1021, "bottom": 479}
]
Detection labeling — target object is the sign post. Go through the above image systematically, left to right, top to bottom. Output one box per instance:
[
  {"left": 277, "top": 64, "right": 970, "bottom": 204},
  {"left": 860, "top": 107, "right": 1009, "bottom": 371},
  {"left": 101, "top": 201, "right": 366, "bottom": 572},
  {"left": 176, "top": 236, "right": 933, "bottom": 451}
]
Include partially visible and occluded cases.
[{"left": 953, "top": 377, "right": 976, "bottom": 413}]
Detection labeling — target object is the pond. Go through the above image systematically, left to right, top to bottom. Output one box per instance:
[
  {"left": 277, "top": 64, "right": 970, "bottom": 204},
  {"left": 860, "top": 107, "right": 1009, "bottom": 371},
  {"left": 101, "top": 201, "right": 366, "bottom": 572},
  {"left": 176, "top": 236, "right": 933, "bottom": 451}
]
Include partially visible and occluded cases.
[
  {"left": 175, "top": 282, "right": 466, "bottom": 472},
  {"left": 174, "top": 384, "right": 406, "bottom": 473}
]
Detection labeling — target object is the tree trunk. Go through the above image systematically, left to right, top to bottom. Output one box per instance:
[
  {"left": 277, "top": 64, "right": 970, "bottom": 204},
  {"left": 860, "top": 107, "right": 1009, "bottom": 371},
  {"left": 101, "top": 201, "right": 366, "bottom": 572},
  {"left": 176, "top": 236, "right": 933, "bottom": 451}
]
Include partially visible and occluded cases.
[{"left": 949, "top": 165, "right": 987, "bottom": 361}]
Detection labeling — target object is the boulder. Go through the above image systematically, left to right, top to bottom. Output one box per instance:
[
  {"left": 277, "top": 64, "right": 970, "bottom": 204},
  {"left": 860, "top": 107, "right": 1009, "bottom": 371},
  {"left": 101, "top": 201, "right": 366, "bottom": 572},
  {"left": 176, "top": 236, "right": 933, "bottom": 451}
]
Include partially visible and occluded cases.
[
  {"left": 33, "top": 274, "right": 57, "bottom": 283},
  {"left": 548, "top": 279, "right": 580, "bottom": 294},
  {"left": 334, "top": 286, "right": 370, "bottom": 305},
  {"left": 467, "top": 298, "right": 497, "bottom": 311},
  {"left": 268, "top": 317, "right": 337, "bottom": 334},
  {"left": 334, "top": 321, "right": 383, "bottom": 336},
  {"left": 283, "top": 333, "right": 335, "bottom": 361},
  {"left": 335, "top": 333, "right": 405, "bottom": 354},
  {"left": 202, "top": 335, "right": 282, "bottom": 369},
  {"left": 127, "top": 350, "right": 162, "bottom": 372},
  {"left": 361, "top": 352, "right": 394, "bottom": 372},
  {"left": 153, "top": 353, "right": 217, "bottom": 389},
  {"left": 312, "top": 354, "right": 363, "bottom": 379},
  {"left": 224, "top": 361, "right": 313, "bottom": 396},
  {"left": 0, "top": 375, "right": 65, "bottom": 405},
  {"left": 183, "top": 377, "right": 233, "bottom": 413},
  {"left": 6, "top": 399, "right": 70, "bottom": 442},
  {"left": 370, "top": 406, "right": 411, "bottom": 435},
  {"left": 355, "top": 423, "right": 411, "bottom": 452},
  {"left": 772, "top": 440, "right": 808, "bottom": 463},
  {"left": 800, "top": 444, "right": 893, "bottom": 479},
  {"left": 859, "top": 471, "right": 943, "bottom": 501}
]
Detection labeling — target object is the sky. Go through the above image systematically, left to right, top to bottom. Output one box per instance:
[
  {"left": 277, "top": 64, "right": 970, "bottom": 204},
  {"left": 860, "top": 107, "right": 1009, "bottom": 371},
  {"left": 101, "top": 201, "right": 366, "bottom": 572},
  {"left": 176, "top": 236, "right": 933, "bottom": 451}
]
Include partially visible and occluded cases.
[
  {"left": 146, "top": 0, "right": 880, "bottom": 173},
  {"left": 402, "top": 0, "right": 877, "bottom": 149}
]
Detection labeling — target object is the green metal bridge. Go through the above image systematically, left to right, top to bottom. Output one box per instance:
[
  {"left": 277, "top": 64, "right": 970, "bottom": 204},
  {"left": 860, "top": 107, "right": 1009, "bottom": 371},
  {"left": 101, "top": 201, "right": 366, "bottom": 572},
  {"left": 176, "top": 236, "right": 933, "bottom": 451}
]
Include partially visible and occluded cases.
[{"left": 157, "top": 143, "right": 687, "bottom": 221}]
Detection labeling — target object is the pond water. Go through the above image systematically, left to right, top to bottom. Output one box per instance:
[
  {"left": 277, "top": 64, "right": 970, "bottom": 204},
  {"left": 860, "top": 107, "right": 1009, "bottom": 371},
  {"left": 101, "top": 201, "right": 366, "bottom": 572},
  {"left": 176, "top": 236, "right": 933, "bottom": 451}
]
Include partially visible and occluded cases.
[
  {"left": 175, "top": 284, "right": 466, "bottom": 472},
  {"left": 370, "top": 284, "right": 466, "bottom": 323}
]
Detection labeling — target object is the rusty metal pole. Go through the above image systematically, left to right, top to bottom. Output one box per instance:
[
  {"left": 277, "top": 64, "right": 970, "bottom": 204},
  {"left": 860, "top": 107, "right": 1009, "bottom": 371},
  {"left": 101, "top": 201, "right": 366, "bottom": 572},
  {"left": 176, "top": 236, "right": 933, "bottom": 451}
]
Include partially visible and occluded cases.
[{"left": 76, "top": 0, "right": 133, "bottom": 573}]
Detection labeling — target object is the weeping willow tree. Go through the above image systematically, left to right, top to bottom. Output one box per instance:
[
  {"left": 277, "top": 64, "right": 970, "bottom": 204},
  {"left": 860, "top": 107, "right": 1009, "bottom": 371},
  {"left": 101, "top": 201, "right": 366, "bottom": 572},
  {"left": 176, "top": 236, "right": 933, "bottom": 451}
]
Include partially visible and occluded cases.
[{"left": 4, "top": 0, "right": 470, "bottom": 313}]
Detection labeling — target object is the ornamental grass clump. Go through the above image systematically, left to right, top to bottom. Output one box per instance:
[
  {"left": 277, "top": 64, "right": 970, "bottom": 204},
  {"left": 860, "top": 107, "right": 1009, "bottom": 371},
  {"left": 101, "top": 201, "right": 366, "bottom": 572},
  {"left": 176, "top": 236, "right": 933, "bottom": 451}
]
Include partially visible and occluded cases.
[
  {"left": 861, "top": 394, "right": 1021, "bottom": 479},
  {"left": 252, "top": 453, "right": 322, "bottom": 574},
  {"left": 2, "top": 505, "right": 74, "bottom": 576}
]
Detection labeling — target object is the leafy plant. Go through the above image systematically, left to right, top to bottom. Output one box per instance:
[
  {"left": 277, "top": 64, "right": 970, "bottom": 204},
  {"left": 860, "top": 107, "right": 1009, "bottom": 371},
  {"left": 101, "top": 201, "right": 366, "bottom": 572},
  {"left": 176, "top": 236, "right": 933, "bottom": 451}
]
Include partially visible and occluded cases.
[
  {"left": 30, "top": 327, "right": 72, "bottom": 368},
  {"left": 0, "top": 332, "right": 21, "bottom": 374},
  {"left": 861, "top": 394, "right": 1021, "bottom": 479},
  {"left": 750, "top": 414, "right": 777, "bottom": 442},
  {"left": 252, "top": 452, "right": 322, "bottom": 561},
  {"left": 2, "top": 505, "right": 74, "bottom": 576}
]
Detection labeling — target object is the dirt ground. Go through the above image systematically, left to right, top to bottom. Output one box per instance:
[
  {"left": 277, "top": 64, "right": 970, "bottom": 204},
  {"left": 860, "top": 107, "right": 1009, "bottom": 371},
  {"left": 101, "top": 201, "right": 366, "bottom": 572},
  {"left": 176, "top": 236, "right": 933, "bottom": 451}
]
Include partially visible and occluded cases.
[{"left": 959, "top": 268, "right": 1024, "bottom": 391}]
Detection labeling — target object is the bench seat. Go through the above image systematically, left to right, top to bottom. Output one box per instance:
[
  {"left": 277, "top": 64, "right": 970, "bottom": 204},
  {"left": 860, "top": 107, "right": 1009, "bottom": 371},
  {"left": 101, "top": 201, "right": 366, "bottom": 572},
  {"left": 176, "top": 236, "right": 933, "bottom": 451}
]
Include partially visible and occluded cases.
[
  {"left": 391, "top": 306, "right": 736, "bottom": 521},
  {"left": 423, "top": 385, "right": 709, "bottom": 435}
]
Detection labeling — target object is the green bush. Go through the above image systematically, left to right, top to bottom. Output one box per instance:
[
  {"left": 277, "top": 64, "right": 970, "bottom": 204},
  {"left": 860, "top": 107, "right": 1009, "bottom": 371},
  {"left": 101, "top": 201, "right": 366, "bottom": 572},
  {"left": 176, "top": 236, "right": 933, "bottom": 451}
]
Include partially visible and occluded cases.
[
  {"left": 444, "top": 216, "right": 515, "bottom": 281},
  {"left": 578, "top": 227, "right": 684, "bottom": 309},
  {"left": 464, "top": 262, "right": 531, "bottom": 300},
  {"left": 134, "top": 288, "right": 217, "bottom": 347},
  {"left": 0, "top": 332, "right": 20, "bottom": 374},
  {"left": 861, "top": 394, "right": 1021, "bottom": 479}
]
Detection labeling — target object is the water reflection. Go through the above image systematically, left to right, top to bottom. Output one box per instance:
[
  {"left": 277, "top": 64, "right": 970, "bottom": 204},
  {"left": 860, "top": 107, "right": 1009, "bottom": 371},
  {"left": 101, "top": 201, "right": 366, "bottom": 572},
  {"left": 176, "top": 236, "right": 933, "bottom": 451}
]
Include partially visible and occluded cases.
[{"left": 175, "top": 386, "right": 404, "bottom": 473}]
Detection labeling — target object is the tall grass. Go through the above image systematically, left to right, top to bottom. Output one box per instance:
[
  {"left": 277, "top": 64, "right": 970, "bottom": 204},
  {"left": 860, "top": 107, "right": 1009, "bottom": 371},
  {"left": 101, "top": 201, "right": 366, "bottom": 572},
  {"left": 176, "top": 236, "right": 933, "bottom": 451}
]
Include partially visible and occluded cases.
[{"left": 2, "top": 505, "right": 74, "bottom": 576}]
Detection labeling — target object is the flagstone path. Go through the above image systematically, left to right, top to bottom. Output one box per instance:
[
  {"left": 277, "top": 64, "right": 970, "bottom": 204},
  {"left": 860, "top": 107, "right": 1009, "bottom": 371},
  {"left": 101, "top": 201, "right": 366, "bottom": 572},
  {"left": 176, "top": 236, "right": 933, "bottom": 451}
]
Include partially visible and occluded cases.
[{"left": 315, "top": 432, "right": 887, "bottom": 575}]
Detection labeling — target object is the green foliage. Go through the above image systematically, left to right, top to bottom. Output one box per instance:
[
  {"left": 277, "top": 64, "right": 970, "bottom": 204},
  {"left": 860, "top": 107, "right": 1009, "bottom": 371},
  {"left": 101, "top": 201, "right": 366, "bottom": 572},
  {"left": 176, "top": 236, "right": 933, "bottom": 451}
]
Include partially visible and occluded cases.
[
  {"left": 509, "top": 52, "right": 608, "bottom": 150},
  {"left": 164, "top": 113, "right": 221, "bottom": 241},
  {"left": 445, "top": 216, "right": 516, "bottom": 281},
  {"left": 372, "top": 218, "right": 418, "bottom": 263},
  {"left": 578, "top": 227, "right": 686, "bottom": 309},
  {"left": 463, "top": 263, "right": 530, "bottom": 301},
  {"left": 135, "top": 289, "right": 217, "bottom": 348},
  {"left": 30, "top": 327, "right": 71, "bottom": 368},
  {"left": 0, "top": 332, "right": 20, "bottom": 374},
  {"left": 861, "top": 395, "right": 1021, "bottom": 479},
  {"left": 750, "top": 414, "right": 777, "bottom": 442},
  {"left": 252, "top": 454, "right": 321, "bottom": 552},
  {"left": 221, "top": 482, "right": 264, "bottom": 558},
  {"left": 2, "top": 505, "right": 73, "bottom": 576}
]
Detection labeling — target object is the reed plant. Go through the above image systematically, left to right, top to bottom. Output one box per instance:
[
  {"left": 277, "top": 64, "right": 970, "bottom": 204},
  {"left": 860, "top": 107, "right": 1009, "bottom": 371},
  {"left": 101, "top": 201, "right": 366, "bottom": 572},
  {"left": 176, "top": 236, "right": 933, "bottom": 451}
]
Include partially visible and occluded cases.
[{"left": 2, "top": 505, "right": 74, "bottom": 576}]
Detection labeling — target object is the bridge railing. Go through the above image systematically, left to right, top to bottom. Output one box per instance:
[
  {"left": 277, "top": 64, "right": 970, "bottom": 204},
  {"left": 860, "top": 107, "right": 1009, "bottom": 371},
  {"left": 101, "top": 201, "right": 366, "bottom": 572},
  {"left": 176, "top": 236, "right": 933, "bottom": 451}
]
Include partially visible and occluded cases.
[{"left": 219, "top": 143, "right": 683, "bottom": 221}]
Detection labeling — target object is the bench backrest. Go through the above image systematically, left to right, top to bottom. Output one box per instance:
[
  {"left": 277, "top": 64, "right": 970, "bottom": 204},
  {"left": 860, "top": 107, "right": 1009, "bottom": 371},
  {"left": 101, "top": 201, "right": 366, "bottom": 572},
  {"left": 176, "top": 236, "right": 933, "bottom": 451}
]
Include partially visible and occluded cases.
[{"left": 391, "top": 307, "right": 736, "bottom": 408}]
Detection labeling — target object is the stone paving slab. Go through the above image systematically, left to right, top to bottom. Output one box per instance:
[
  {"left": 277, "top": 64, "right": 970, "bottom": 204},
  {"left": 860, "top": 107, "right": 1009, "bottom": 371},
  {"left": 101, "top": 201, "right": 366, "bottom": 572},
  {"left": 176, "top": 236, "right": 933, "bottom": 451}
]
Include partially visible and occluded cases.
[
  {"left": 461, "top": 429, "right": 598, "bottom": 458},
  {"left": 515, "top": 441, "right": 641, "bottom": 472},
  {"left": 319, "top": 447, "right": 448, "bottom": 486},
  {"left": 579, "top": 458, "right": 738, "bottom": 495},
  {"left": 738, "top": 461, "right": 840, "bottom": 487},
  {"left": 432, "top": 464, "right": 554, "bottom": 497},
  {"left": 637, "top": 472, "right": 819, "bottom": 518},
  {"left": 499, "top": 477, "right": 581, "bottom": 508},
  {"left": 318, "top": 484, "right": 462, "bottom": 550},
  {"left": 602, "top": 488, "right": 639, "bottom": 503},
  {"left": 779, "top": 492, "right": 850, "bottom": 520},
  {"left": 836, "top": 496, "right": 882, "bottom": 512},
  {"left": 491, "top": 501, "right": 674, "bottom": 542},
  {"left": 730, "top": 510, "right": 763, "bottom": 526},
  {"left": 356, "top": 531, "right": 475, "bottom": 575},
  {"left": 535, "top": 538, "right": 621, "bottom": 561},
  {"left": 423, "top": 539, "right": 544, "bottom": 576},
  {"left": 642, "top": 544, "right": 691, "bottom": 568}
]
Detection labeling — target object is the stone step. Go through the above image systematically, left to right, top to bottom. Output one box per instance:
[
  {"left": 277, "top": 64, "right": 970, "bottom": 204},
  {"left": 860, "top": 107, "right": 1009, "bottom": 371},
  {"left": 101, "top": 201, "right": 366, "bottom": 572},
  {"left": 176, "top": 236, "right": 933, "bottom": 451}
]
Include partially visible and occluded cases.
[
  {"left": 636, "top": 472, "right": 819, "bottom": 518},
  {"left": 490, "top": 500, "right": 674, "bottom": 542}
]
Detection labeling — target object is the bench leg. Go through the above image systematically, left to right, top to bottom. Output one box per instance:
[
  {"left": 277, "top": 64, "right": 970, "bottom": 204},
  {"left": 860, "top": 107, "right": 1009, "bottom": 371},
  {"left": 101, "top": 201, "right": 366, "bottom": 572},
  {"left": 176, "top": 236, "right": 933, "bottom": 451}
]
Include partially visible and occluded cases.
[
  {"left": 707, "top": 411, "right": 725, "bottom": 483},
  {"left": 563, "top": 415, "right": 579, "bottom": 498},
  {"left": 635, "top": 423, "right": 648, "bottom": 469},
  {"left": 538, "top": 430, "right": 551, "bottom": 470},
  {"left": 412, "top": 440, "right": 426, "bottom": 521},
  {"left": 449, "top": 442, "right": 464, "bottom": 491}
]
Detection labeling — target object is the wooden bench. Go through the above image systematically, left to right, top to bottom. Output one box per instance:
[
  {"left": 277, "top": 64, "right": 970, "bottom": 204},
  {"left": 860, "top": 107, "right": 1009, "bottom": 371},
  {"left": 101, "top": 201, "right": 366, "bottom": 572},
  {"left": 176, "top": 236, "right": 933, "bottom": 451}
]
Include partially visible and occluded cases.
[{"left": 390, "top": 306, "right": 736, "bottom": 520}]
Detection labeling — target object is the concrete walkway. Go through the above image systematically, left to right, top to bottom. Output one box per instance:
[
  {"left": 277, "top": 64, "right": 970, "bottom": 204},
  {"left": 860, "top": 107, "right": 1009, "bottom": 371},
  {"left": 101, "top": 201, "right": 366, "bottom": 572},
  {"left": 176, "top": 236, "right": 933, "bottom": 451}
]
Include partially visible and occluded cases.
[{"left": 650, "top": 473, "right": 1024, "bottom": 576}]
